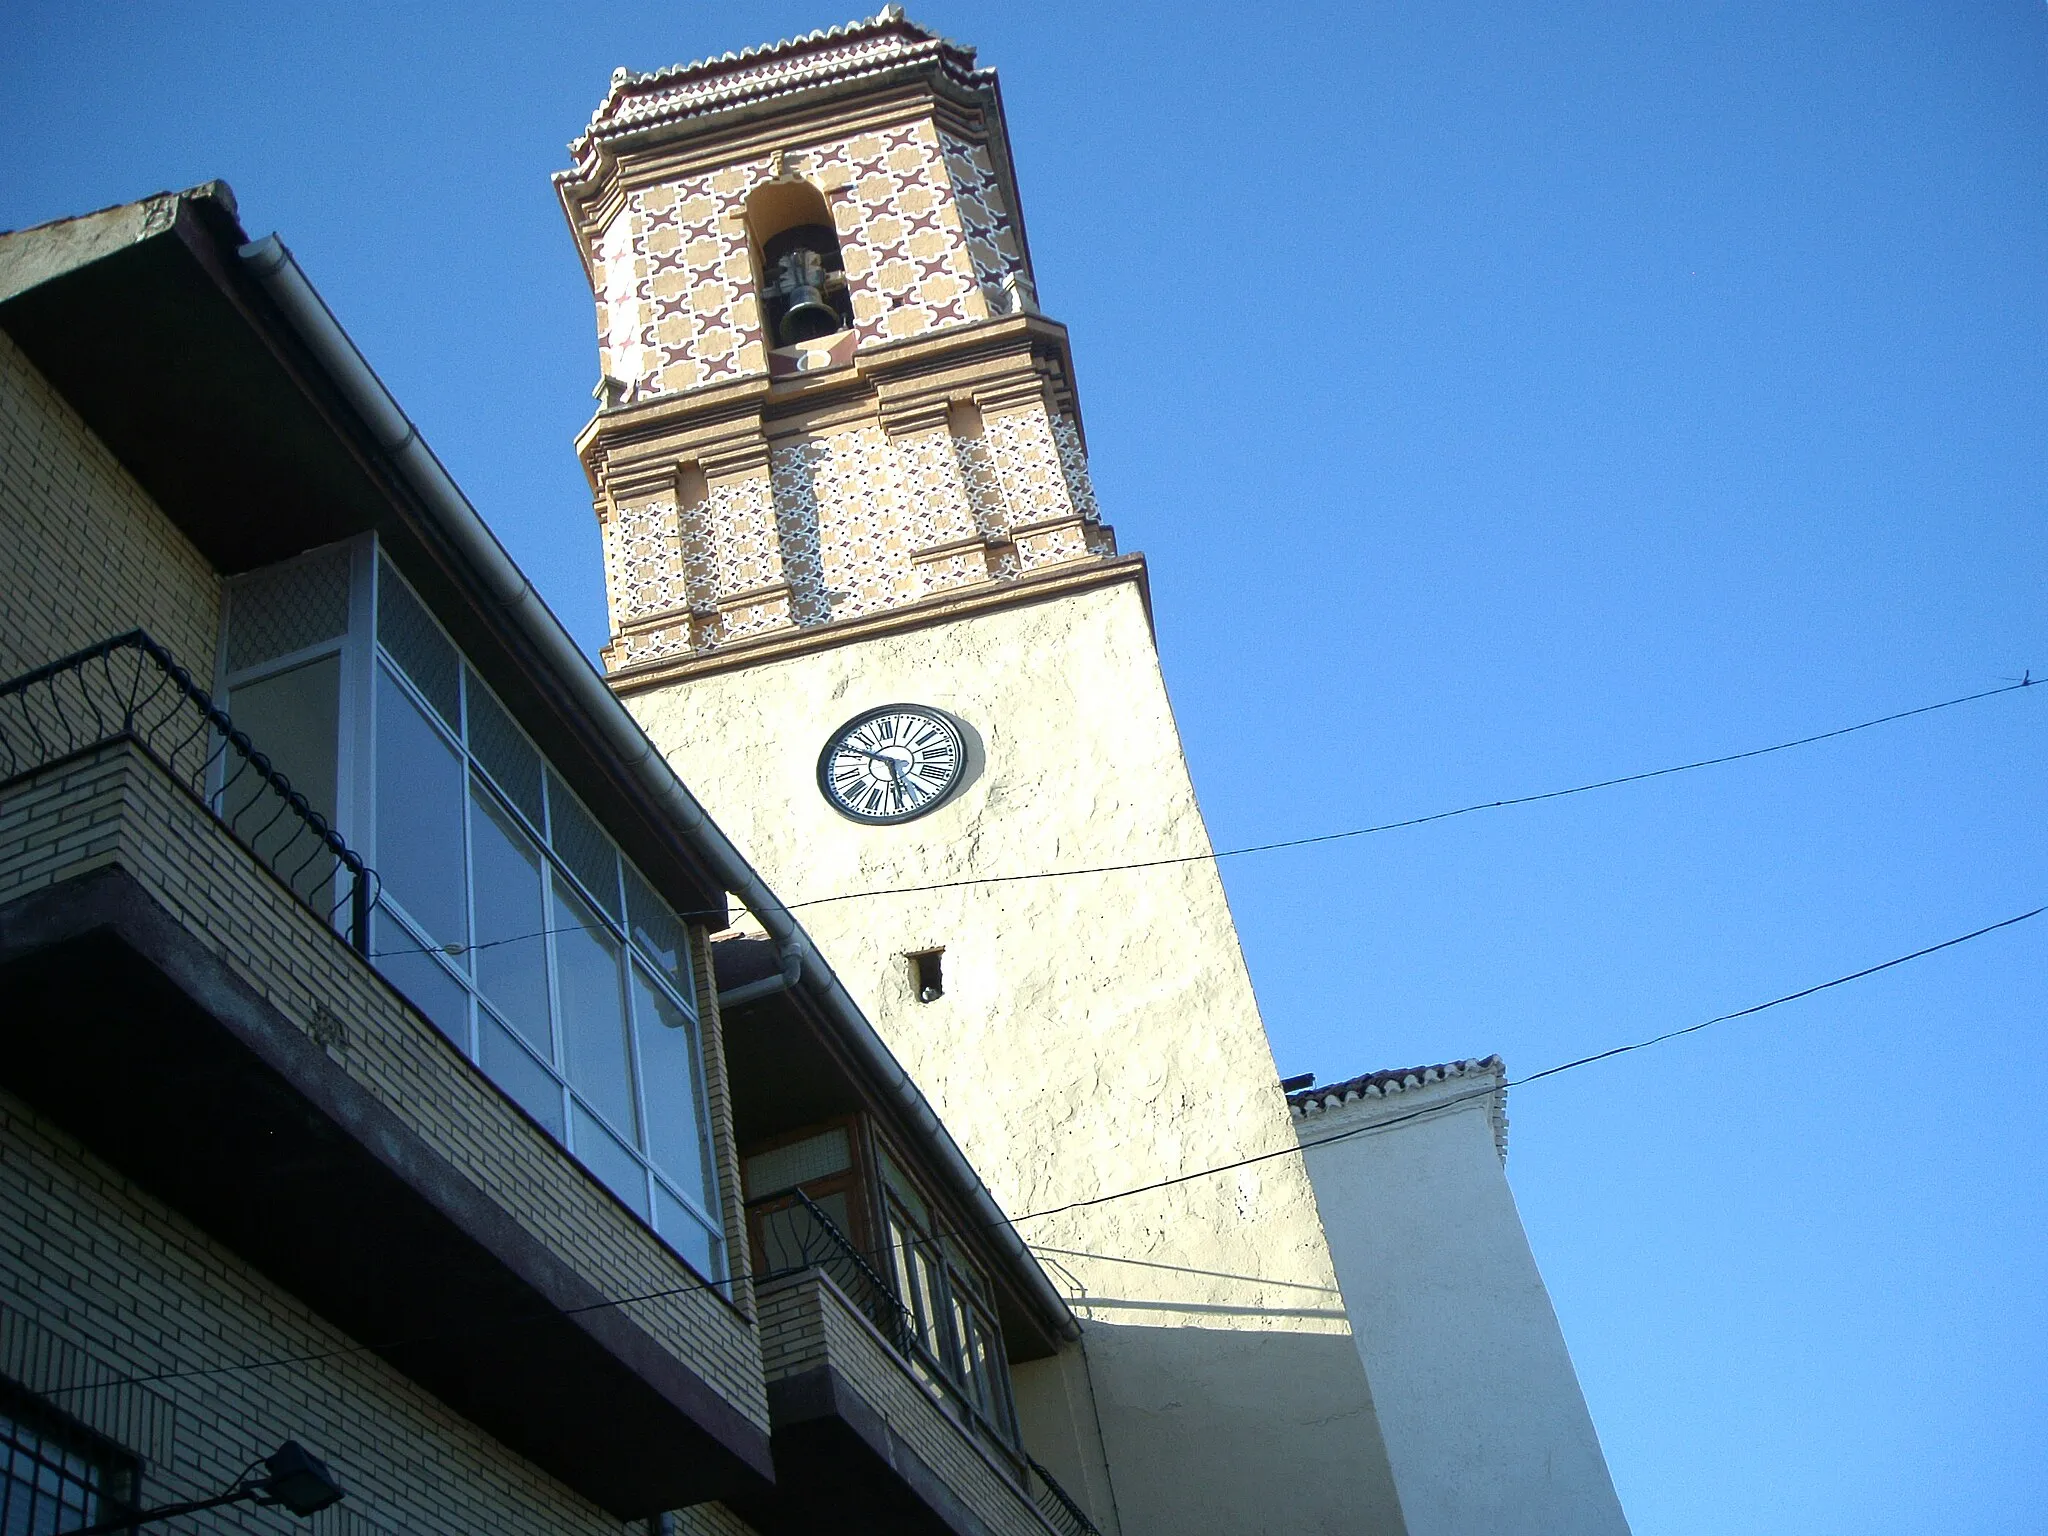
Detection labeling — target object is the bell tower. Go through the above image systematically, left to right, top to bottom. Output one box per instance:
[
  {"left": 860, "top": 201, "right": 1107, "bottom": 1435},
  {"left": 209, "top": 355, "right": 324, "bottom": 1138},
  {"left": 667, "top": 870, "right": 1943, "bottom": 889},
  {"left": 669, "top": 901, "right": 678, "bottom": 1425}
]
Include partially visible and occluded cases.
[
  {"left": 557, "top": 9, "right": 1121, "bottom": 672},
  {"left": 559, "top": 13, "right": 1410, "bottom": 1535}
]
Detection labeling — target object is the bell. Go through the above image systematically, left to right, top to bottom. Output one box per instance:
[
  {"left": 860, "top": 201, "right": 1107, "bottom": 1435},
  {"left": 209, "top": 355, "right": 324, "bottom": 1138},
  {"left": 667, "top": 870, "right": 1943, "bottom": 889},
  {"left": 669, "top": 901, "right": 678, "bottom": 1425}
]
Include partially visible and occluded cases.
[
  {"left": 765, "top": 227, "right": 850, "bottom": 345},
  {"left": 778, "top": 288, "right": 844, "bottom": 344}
]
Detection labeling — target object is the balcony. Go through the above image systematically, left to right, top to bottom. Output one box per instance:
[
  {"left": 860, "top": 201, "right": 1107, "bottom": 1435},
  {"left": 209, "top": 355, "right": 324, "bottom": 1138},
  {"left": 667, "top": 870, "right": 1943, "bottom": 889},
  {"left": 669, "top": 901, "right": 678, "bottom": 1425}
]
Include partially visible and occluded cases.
[
  {"left": 0, "top": 634, "right": 772, "bottom": 1517},
  {"left": 737, "top": 1191, "right": 1099, "bottom": 1536}
]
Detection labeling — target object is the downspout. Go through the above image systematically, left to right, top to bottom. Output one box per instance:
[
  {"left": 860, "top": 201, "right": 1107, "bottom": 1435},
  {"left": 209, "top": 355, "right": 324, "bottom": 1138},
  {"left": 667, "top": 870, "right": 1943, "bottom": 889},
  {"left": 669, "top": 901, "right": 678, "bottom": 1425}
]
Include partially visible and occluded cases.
[
  {"left": 239, "top": 235, "right": 1080, "bottom": 1345},
  {"left": 715, "top": 945, "right": 801, "bottom": 1011}
]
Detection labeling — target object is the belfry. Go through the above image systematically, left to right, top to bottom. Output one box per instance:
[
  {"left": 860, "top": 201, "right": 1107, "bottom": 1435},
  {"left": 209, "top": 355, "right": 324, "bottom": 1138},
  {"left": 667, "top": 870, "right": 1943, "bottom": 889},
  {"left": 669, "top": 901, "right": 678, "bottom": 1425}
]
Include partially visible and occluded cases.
[{"left": 558, "top": 13, "right": 1122, "bottom": 671}]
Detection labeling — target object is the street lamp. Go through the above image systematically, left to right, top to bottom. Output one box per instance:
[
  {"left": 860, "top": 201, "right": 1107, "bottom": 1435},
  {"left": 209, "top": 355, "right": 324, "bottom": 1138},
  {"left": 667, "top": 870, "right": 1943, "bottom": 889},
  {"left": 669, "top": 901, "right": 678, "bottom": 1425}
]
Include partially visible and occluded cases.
[{"left": 61, "top": 1440, "right": 344, "bottom": 1535}]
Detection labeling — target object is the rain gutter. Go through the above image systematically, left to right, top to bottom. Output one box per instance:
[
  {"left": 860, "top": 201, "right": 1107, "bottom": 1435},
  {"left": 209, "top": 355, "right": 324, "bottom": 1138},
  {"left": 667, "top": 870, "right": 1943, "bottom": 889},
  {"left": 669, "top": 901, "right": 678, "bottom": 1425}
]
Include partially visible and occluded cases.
[{"left": 237, "top": 235, "right": 1079, "bottom": 1345}]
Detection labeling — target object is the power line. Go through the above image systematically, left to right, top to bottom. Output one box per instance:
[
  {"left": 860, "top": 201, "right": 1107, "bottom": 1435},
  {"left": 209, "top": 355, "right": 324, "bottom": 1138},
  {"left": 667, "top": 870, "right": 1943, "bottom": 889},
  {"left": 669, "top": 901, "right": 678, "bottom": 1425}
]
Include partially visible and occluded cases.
[
  {"left": 368, "top": 673, "right": 2040, "bottom": 959},
  {"left": 781, "top": 675, "right": 2039, "bottom": 910},
  {"left": 54, "top": 899, "right": 2040, "bottom": 1400},
  {"left": 1002, "top": 902, "right": 2045, "bottom": 1226}
]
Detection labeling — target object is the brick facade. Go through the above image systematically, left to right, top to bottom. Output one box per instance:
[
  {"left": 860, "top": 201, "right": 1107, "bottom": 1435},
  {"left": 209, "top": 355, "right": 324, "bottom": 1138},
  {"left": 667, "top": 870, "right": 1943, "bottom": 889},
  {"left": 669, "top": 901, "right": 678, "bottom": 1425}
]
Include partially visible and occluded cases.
[
  {"left": 0, "top": 325, "right": 772, "bottom": 1531},
  {"left": 0, "top": 329, "right": 219, "bottom": 680},
  {"left": 0, "top": 740, "right": 771, "bottom": 1425},
  {"left": 0, "top": 1089, "right": 633, "bottom": 1536},
  {"left": 758, "top": 1272, "right": 1053, "bottom": 1536}
]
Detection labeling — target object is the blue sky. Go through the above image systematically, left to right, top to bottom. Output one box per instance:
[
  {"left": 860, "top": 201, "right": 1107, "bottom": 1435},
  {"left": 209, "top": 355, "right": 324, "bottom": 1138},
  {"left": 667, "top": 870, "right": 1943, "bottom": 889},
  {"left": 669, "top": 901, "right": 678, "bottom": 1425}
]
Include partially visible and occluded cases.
[{"left": 5, "top": 3, "right": 2043, "bottom": 1531}]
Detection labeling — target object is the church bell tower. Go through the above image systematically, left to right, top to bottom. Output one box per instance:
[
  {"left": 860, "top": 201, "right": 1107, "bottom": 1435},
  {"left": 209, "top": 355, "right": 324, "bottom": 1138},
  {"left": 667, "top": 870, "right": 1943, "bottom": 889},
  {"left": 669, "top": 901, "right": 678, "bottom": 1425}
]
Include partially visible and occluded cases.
[
  {"left": 556, "top": 9, "right": 1122, "bottom": 669},
  {"left": 558, "top": 13, "right": 1410, "bottom": 1534}
]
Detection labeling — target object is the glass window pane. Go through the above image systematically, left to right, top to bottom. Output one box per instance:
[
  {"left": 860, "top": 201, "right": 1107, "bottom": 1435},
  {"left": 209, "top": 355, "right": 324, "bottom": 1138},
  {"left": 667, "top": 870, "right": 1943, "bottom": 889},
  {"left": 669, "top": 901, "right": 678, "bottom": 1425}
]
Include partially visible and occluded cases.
[
  {"left": 225, "top": 545, "right": 350, "bottom": 673},
  {"left": 376, "top": 557, "right": 460, "bottom": 728},
  {"left": 223, "top": 654, "right": 341, "bottom": 907},
  {"left": 375, "top": 665, "right": 468, "bottom": 953},
  {"left": 465, "top": 667, "right": 544, "bottom": 827},
  {"left": 546, "top": 770, "right": 621, "bottom": 919},
  {"left": 470, "top": 779, "right": 550, "bottom": 1052},
  {"left": 624, "top": 863, "right": 692, "bottom": 995},
  {"left": 552, "top": 879, "right": 636, "bottom": 1138},
  {"left": 371, "top": 905, "right": 469, "bottom": 1047},
  {"left": 632, "top": 963, "right": 713, "bottom": 1204},
  {"left": 479, "top": 1008, "right": 565, "bottom": 1140},
  {"left": 573, "top": 1100, "right": 650, "bottom": 1219},
  {"left": 743, "top": 1127, "right": 851, "bottom": 1199},
  {"left": 881, "top": 1153, "right": 930, "bottom": 1230},
  {"left": 655, "top": 1183, "right": 720, "bottom": 1282}
]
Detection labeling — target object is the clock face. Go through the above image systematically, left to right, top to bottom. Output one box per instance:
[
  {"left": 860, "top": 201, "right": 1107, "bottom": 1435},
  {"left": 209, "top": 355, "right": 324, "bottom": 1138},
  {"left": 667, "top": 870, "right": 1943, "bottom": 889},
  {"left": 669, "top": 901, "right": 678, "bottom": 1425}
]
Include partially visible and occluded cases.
[{"left": 817, "top": 705, "right": 966, "bottom": 824}]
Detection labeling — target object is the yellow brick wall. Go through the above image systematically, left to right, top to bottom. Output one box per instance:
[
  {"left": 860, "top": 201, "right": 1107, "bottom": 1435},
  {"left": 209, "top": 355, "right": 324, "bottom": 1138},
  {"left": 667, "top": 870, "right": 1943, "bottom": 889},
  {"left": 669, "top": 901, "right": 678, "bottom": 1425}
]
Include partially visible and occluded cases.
[
  {"left": 0, "top": 329, "right": 220, "bottom": 681},
  {"left": 0, "top": 741, "right": 771, "bottom": 1431},
  {"left": 0, "top": 1088, "right": 633, "bottom": 1536},
  {"left": 757, "top": 1271, "right": 1046, "bottom": 1536},
  {"left": 672, "top": 1502, "right": 764, "bottom": 1536}
]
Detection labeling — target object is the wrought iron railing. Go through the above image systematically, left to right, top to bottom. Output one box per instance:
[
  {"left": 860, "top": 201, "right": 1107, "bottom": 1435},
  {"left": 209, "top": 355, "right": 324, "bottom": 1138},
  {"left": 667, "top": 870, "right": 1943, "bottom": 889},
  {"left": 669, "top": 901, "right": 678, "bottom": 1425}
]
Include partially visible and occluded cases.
[
  {"left": 0, "top": 631, "right": 374, "bottom": 952},
  {"left": 751, "top": 1188, "right": 916, "bottom": 1355},
  {"left": 747, "top": 1189, "right": 1102, "bottom": 1535},
  {"left": 1026, "top": 1456, "right": 1103, "bottom": 1536}
]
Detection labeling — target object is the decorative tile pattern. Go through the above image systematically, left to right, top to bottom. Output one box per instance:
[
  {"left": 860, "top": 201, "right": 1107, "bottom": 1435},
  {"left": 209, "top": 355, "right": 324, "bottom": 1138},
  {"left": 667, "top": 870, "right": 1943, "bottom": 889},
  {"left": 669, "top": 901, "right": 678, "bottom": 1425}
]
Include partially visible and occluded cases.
[
  {"left": 591, "top": 119, "right": 1002, "bottom": 404},
  {"left": 814, "top": 123, "right": 983, "bottom": 345},
  {"left": 940, "top": 130, "right": 1031, "bottom": 314},
  {"left": 593, "top": 207, "right": 648, "bottom": 396},
  {"left": 603, "top": 403, "right": 1116, "bottom": 667},
  {"left": 982, "top": 407, "right": 1075, "bottom": 523},
  {"left": 1051, "top": 413, "right": 1100, "bottom": 521},
  {"left": 770, "top": 427, "right": 917, "bottom": 620},
  {"left": 603, "top": 496, "right": 686, "bottom": 626}
]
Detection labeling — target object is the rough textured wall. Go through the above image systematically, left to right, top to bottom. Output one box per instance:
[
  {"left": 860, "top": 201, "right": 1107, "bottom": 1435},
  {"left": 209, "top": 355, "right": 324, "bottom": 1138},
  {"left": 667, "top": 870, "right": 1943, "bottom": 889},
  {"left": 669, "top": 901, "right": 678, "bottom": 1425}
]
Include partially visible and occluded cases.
[
  {"left": 0, "top": 328, "right": 220, "bottom": 680},
  {"left": 626, "top": 581, "right": 1408, "bottom": 1536},
  {"left": 1297, "top": 1077, "right": 1632, "bottom": 1536}
]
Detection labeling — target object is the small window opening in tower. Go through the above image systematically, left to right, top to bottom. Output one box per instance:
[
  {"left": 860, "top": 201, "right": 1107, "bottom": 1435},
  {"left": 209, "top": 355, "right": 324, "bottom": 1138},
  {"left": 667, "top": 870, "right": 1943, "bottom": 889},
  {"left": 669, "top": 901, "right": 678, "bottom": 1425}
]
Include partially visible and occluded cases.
[
  {"left": 747, "top": 180, "right": 854, "bottom": 346},
  {"left": 909, "top": 948, "right": 944, "bottom": 1003}
]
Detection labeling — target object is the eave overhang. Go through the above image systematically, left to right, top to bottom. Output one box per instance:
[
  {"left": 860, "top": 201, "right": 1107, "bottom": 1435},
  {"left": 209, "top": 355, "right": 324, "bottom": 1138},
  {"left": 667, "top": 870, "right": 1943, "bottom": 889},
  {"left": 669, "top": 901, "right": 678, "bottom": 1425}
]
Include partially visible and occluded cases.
[
  {"left": 0, "top": 186, "right": 729, "bottom": 928},
  {"left": 716, "top": 939, "right": 1074, "bottom": 1363}
]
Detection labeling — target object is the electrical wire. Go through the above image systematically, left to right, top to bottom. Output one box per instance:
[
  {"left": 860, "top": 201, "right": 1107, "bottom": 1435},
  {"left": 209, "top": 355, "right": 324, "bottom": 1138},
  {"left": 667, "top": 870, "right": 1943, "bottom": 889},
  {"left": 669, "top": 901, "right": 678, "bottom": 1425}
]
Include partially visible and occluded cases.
[
  {"left": 367, "top": 673, "right": 2040, "bottom": 960},
  {"left": 784, "top": 675, "right": 2038, "bottom": 910},
  {"left": 48, "top": 898, "right": 2040, "bottom": 1401},
  {"left": 1002, "top": 902, "right": 2045, "bottom": 1226}
]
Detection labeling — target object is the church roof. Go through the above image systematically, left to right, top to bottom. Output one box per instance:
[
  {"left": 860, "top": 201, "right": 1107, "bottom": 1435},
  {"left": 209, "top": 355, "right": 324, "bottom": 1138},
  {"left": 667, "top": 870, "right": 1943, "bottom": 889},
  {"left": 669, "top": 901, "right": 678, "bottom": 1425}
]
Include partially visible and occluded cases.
[
  {"left": 571, "top": 7, "right": 989, "bottom": 154},
  {"left": 1289, "top": 1057, "right": 1509, "bottom": 1160}
]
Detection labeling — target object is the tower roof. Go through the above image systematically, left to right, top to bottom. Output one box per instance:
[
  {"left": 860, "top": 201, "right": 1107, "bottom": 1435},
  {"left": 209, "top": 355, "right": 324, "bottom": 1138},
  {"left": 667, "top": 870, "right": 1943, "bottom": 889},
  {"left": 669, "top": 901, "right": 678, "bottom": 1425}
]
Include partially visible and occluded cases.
[{"left": 569, "top": 7, "right": 989, "bottom": 158}]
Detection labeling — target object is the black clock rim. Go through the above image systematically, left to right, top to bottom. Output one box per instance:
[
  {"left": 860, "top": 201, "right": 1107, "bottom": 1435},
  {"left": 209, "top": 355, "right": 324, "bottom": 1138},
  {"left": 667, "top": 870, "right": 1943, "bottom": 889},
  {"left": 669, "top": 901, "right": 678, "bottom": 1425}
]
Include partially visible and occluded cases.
[{"left": 815, "top": 703, "right": 967, "bottom": 825}]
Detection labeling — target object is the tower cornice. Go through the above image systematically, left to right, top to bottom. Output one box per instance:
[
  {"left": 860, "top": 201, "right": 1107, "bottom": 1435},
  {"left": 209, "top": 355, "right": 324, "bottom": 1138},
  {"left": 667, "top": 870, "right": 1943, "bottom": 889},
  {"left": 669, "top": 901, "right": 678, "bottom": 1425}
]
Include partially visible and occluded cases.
[{"left": 605, "top": 552, "right": 1151, "bottom": 692}]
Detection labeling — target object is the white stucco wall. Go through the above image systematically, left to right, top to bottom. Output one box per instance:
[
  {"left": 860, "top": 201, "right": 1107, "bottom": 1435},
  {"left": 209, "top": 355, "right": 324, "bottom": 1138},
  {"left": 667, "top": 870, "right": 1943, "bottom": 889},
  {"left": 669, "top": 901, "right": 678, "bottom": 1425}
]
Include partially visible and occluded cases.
[
  {"left": 626, "top": 579, "right": 1408, "bottom": 1535},
  {"left": 1294, "top": 1068, "right": 1630, "bottom": 1536}
]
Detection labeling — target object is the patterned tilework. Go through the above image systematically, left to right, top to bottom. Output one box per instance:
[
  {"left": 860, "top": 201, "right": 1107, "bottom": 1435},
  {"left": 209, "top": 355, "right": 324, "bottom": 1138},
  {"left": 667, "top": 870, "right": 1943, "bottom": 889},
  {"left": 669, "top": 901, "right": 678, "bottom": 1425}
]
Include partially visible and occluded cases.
[
  {"left": 591, "top": 121, "right": 1001, "bottom": 404},
  {"left": 816, "top": 123, "right": 983, "bottom": 346},
  {"left": 939, "top": 131, "right": 1031, "bottom": 315},
  {"left": 604, "top": 401, "right": 1116, "bottom": 669},
  {"left": 603, "top": 496, "right": 686, "bottom": 629}
]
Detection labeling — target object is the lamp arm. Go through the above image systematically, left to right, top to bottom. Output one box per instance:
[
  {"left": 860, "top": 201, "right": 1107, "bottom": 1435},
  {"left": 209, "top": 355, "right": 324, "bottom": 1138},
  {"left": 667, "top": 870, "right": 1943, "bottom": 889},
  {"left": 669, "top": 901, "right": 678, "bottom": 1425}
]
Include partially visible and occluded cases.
[{"left": 58, "top": 1483, "right": 255, "bottom": 1536}]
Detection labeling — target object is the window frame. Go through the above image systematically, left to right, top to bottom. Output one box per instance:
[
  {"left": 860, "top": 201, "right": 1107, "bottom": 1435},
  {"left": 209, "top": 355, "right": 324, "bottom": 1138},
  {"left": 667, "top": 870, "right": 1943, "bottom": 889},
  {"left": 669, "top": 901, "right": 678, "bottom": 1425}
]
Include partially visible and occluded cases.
[
  {"left": 218, "top": 538, "right": 727, "bottom": 1286},
  {"left": 741, "top": 1116, "right": 1021, "bottom": 1455},
  {"left": 0, "top": 1379, "right": 139, "bottom": 1536}
]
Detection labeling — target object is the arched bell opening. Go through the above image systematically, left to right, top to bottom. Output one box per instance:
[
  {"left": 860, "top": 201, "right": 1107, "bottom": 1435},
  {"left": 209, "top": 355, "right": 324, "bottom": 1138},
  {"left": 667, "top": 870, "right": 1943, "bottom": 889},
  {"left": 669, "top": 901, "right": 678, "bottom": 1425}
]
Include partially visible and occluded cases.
[{"left": 746, "top": 180, "right": 855, "bottom": 347}]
